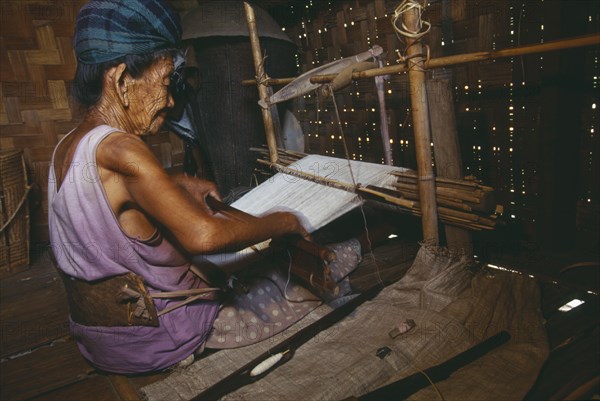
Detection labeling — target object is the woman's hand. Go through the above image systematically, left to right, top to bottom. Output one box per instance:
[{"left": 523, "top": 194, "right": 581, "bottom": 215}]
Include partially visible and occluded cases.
[{"left": 268, "top": 210, "right": 313, "bottom": 241}]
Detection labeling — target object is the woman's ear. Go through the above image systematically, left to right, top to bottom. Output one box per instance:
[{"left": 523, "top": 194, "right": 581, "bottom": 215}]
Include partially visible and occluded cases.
[{"left": 109, "top": 63, "right": 130, "bottom": 107}]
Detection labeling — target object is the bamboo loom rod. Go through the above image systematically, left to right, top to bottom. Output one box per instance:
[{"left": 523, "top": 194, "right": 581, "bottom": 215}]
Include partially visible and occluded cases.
[
  {"left": 244, "top": 2, "right": 279, "bottom": 163},
  {"left": 404, "top": 3, "right": 439, "bottom": 244},
  {"left": 241, "top": 34, "right": 600, "bottom": 86},
  {"left": 374, "top": 59, "right": 393, "bottom": 165},
  {"left": 252, "top": 145, "right": 493, "bottom": 193},
  {"left": 256, "top": 158, "right": 498, "bottom": 230},
  {"left": 256, "top": 159, "right": 416, "bottom": 209},
  {"left": 391, "top": 170, "right": 493, "bottom": 190},
  {"left": 393, "top": 182, "right": 482, "bottom": 204},
  {"left": 369, "top": 199, "right": 496, "bottom": 230}
]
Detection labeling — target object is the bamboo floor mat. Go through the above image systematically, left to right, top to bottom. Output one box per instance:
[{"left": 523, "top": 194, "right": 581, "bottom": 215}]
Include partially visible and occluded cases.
[{"left": 0, "top": 244, "right": 597, "bottom": 400}]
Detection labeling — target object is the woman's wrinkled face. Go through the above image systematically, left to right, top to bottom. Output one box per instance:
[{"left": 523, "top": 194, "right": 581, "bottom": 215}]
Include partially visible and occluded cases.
[{"left": 125, "top": 56, "right": 175, "bottom": 136}]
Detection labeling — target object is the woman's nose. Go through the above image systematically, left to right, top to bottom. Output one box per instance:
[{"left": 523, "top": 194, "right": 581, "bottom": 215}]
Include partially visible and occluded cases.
[{"left": 166, "top": 92, "right": 175, "bottom": 109}]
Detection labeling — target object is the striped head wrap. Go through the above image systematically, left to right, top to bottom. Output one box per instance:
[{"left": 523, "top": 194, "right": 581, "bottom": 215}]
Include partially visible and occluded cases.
[{"left": 74, "top": 0, "right": 182, "bottom": 65}]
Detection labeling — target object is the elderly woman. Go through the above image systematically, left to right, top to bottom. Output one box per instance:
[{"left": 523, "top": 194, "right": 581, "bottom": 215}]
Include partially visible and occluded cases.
[{"left": 48, "top": 0, "right": 320, "bottom": 374}]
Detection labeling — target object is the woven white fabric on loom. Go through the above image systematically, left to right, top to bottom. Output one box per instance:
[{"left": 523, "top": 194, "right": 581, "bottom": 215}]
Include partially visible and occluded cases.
[
  {"left": 233, "top": 154, "right": 404, "bottom": 230},
  {"left": 203, "top": 155, "right": 406, "bottom": 266}
]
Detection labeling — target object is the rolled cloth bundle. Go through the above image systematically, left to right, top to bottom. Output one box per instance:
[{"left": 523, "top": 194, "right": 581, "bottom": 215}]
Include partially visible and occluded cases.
[{"left": 74, "top": 0, "right": 182, "bottom": 64}]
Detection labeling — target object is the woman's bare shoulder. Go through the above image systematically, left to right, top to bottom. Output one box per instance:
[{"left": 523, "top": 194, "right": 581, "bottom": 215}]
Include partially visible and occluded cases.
[{"left": 96, "top": 131, "right": 163, "bottom": 178}]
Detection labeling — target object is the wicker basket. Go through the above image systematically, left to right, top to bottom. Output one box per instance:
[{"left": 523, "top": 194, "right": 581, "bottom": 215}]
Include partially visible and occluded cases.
[{"left": 0, "top": 150, "right": 31, "bottom": 279}]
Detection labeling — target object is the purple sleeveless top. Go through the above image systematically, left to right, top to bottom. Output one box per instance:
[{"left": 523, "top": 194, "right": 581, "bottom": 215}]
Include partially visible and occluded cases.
[{"left": 48, "top": 125, "right": 219, "bottom": 373}]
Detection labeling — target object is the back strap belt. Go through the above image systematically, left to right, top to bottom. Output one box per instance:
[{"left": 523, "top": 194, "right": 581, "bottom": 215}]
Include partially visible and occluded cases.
[
  {"left": 49, "top": 247, "right": 222, "bottom": 327},
  {"left": 58, "top": 270, "right": 221, "bottom": 327},
  {"left": 58, "top": 270, "right": 160, "bottom": 327}
]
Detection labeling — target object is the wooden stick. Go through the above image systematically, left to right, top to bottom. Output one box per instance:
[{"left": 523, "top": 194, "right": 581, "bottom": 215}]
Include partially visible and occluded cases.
[
  {"left": 244, "top": 2, "right": 279, "bottom": 163},
  {"left": 404, "top": 3, "right": 439, "bottom": 244},
  {"left": 242, "top": 34, "right": 600, "bottom": 86},
  {"left": 374, "top": 58, "right": 392, "bottom": 165},
  {"left": 242, "top": 77, "right": 296, "bottom": 86},
  {"left": 252, "top": 148, "right": 492, "bottom": 196},
  {"left": 255, "top": 149, "right": 499, "bottom": 231},
  {"left": 251, "top": 150, "right": 306, "bottom": 167},
  {"left": 254, "top": 155, "right": 498, "bottom": 230},
  {"left": 256, "top": 159, "right": 415, "bottom": 209},
  {"left": 390, "top": 170, "right": 488, "bottom": 189},
  {"left": 395, "top": 176, "right": 494, "bottom": 195},
  {"left": 392, "top": 182, "right": 482, "bottom": 204},
  {"left": 393, "top": 182, "right": 496, "bottom": 213},
  {"left": 357, "top": 186, "right": 415, "bottom": 209},
  {"left": 395, "top": 189, "right": 473, "bottom": 211},
  {"left": 366, "top": 193, "right": 498, "bottom": 230},
  {"left": 412, "top": 210, "right": 496, "bottom": 230},
  {"left": 157, "top": 293, "right": 216, "bottom": 316},
  {"left": 108, "top": 375, "right": 142, "bottom": 401}
]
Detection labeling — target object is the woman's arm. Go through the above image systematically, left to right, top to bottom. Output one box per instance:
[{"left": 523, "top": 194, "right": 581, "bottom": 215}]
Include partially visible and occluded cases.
[
  {"left": 96, "top": 132, "right": 309, "bottom": 254},
  {"left": 171, "top": 174, "right": 221, "bottom": 215}
]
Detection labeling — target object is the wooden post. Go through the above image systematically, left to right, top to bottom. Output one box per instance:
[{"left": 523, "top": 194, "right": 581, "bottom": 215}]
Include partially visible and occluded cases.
[
  {"left": 243, "top": 2, "right": 279, "bottom": 163},
  {"left": 404, "top": 3, "right": 439, "bottom": 244},
  {"left": 374, "top": 60, "right": 392, "bottom": 165},
  {"left": 427, "top": 79, "right": 473, "bottom": 256}
]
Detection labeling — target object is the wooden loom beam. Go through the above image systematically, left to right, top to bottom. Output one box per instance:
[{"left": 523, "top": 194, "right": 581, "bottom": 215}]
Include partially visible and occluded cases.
[
  {"left": 243, "top": 2, "right": 279, "bottom": 163},
  {"left": 403, "top": 2, "right": 439, "bottom": 244},
  {"left": 241, "top": 34, "right": 600, "bottom": 86},
  {"left": 253, "top": 149, "right": 500, "bottom": 231},
  {"left": 256, "top": 159, "right": 416, "bottom": 210}
]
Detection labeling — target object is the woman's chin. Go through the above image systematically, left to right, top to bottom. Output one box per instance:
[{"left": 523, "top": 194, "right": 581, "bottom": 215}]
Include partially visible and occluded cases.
[{"left": 145, "top": 117, "right": 166, "bottom": 135}]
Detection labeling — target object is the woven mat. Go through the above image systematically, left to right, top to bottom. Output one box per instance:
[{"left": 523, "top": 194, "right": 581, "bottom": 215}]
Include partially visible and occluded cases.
[{"left": 141, "top": 245, "right": 548, "bottom": 401}]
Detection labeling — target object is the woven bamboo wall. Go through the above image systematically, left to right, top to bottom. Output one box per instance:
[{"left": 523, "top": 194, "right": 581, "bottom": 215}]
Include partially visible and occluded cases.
[
  {"left": 0, "top": 0, "right": 197, "bottom": 248},
  {"left": 268, "top": 0, "right": 599, "bottom": 250},
  {"left": 271, "top": 0, "right": 533, "bottom": 166},
  {"left": 0, "top": 1, "right": 85, "bottom": 246}
]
